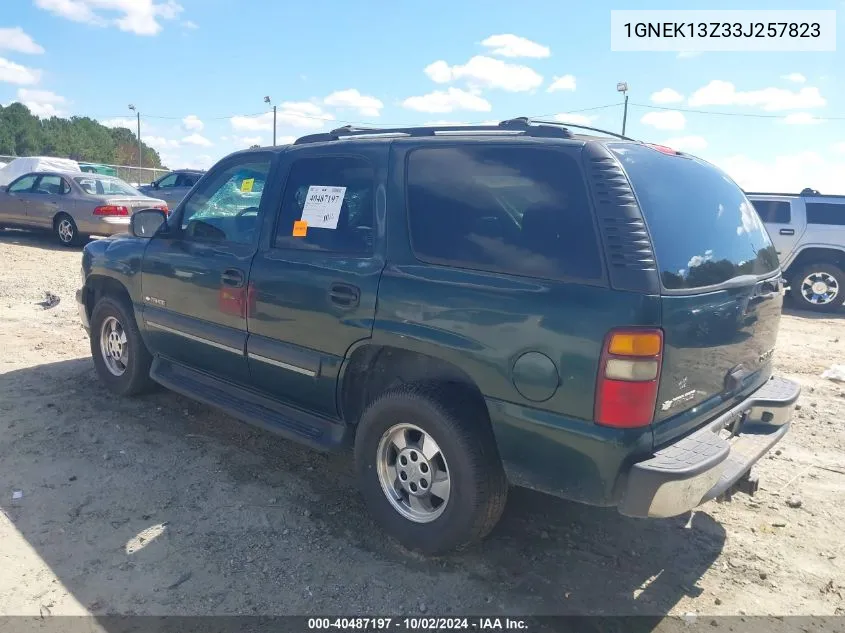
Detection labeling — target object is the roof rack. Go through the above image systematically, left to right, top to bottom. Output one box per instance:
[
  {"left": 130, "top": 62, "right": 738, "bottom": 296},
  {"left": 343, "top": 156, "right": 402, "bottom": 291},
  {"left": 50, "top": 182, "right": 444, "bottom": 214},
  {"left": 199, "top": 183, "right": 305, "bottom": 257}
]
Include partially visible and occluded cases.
[
  {"left": 293, "top": 117, "right": 633, "bottom": 145},
  {"left": 746, "top": 189, "right": 845, "bottom": 198}
]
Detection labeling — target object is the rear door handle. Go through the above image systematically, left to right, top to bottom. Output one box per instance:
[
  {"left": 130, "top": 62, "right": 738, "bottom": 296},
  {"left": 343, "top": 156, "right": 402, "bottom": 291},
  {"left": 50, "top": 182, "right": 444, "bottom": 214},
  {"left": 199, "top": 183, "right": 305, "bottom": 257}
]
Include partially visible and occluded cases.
[
  {"left": 779, "top": 228, "right": 795, "bottom": 235},
  {"left": 221, "top": 268, "right": 245, "bottom": 288},
  {"left": 329, "top": 283, "right": 360, "bottom": 308}
]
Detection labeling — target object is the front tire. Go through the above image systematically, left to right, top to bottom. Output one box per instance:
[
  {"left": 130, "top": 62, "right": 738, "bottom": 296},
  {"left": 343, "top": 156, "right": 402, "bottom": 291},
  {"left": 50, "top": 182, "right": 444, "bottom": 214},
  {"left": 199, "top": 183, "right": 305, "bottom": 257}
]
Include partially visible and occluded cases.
[
  {"left": 54, "top": 213, "right": 83, "bottom": 247},
  {"left": 789, "top": 263, "right": 845, "bottom": 313},
  {"left": 90, "top": 296, "right": 154, "bottom": 396},
  {"left": 354, "top": 383, "right": 508, "bottom": 555}
]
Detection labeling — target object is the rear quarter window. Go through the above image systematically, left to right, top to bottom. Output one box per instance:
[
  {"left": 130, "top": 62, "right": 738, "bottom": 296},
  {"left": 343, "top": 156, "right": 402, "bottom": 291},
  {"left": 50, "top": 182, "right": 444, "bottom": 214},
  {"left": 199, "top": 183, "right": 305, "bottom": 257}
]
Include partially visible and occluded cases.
[
  {"left": 609, "top": 144, "right": 779, "bottom": 290},
  {"left": 406, "top": 145, "right": 603, "bottom": 282},
  {"left": 806, "top": 202, "right": 845, "bottom": 226}
]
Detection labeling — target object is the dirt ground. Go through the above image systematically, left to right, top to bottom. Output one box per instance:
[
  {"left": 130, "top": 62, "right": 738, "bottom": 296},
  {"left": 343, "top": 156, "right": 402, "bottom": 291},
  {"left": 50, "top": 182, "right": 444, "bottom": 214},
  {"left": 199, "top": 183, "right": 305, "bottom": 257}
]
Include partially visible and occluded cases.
[{"left": 1, "top": 229, "right": 844, "bottom": 622}]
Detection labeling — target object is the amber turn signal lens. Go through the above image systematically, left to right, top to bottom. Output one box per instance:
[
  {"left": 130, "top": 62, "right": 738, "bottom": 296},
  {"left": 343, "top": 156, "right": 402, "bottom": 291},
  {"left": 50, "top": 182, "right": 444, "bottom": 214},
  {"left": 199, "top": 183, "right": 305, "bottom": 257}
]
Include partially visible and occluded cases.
[{"left": 607, "top": 332, "right": 662, "bottom": 357}]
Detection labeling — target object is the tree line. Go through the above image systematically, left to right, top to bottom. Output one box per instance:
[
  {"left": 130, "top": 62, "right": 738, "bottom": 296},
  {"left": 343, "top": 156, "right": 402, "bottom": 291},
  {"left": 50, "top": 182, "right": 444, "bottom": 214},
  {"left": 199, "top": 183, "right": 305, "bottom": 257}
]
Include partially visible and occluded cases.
[{"left": 0, "top": 102, "right": 165, "bottom": 169}]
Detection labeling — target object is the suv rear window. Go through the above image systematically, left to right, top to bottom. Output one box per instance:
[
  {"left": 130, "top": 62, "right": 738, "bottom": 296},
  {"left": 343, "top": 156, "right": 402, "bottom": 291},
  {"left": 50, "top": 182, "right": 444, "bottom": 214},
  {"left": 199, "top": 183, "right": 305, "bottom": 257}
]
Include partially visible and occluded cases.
[
  {"left": 609, "top": 144, "right": 778, "bottom": 290},
  {"left": 406, "top": 145, "right": 603, "bottom": 281},
  {"left": 751, "top": 200, "right": 791, "bottom": 224},
  {"left": 806, "top": 202, "right": 845, "bottom": 226}
]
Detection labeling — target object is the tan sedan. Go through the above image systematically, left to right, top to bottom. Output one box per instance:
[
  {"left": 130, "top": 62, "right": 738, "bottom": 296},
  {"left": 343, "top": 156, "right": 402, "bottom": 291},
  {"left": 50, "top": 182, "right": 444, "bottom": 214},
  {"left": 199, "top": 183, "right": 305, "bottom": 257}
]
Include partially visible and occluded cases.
[{"left": 0, "top": 170, "right": 168, "bottom": 246}]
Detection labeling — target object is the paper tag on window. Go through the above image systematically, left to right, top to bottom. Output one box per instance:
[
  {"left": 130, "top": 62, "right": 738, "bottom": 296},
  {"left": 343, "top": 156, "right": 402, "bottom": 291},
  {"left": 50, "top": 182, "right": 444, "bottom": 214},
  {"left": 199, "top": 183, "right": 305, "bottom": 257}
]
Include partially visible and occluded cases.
[
  {"left": 240, "top": 178, "right": 254, "bottom": 193},
  {"left": 301, "top": 185, "right": 346, "bottom": 229},
  {"left": 292, "top": 220, "right": 308, "bottom": 237}
]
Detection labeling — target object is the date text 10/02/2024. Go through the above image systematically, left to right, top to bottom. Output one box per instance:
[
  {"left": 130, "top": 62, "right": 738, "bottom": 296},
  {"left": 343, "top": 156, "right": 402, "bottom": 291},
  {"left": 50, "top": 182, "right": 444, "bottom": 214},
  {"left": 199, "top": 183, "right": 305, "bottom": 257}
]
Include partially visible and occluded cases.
[{"left": 307, "top": 617, "right": 530, "bottom": 631}]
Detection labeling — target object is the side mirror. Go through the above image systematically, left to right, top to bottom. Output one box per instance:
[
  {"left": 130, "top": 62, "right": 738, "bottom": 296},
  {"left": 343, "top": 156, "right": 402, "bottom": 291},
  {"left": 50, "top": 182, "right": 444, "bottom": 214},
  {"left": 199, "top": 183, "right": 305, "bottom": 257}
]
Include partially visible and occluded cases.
[{"left": 131, "top": 208, "right": 168, "bottom": 239}]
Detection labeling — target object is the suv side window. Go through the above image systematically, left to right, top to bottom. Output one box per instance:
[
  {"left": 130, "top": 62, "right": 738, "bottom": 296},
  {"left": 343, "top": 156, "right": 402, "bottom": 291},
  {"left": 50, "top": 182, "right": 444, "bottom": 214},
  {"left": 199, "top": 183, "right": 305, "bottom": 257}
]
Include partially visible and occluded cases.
[
  {"left": 406, "top": 146, "right": 602, "bottom": 281},
  {"left": 274, "top": 156, "right": 374, "bottom": 254},
  {"left": 179, "top": 158, "right": 271, "bottom": 244},
  {"left": 157, "top": 173, "right": 179, "bottom": 189},
  {"left": 177, "top": 173, "right": 197, "bottom": 188},
  {"left": 8, "top": 175, "right": 38, "bottom": 193},
  {"left": 751, "top": 200, "right": 791, "bottom": 224},
  {"left": 806, "top": 202, "right": 845, "bottom": 226}
]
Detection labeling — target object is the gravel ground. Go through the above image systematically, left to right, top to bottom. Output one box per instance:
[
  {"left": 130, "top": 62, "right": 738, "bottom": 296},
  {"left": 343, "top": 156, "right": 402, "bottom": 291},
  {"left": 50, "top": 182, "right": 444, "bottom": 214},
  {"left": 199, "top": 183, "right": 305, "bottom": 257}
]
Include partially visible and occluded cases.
[{"left": 1, "top": 229, "right": 844, "bottom": 621}]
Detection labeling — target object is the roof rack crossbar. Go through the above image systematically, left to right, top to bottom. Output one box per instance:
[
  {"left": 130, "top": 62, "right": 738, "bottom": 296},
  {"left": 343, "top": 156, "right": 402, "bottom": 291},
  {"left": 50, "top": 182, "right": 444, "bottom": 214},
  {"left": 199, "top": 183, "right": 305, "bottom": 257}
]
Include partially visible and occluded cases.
[
  {"left": 294, "top": 118, "right": 586, "bottom": 145},
  {"left": 528, "top": 119, "right": 635, "bottom": 141}
]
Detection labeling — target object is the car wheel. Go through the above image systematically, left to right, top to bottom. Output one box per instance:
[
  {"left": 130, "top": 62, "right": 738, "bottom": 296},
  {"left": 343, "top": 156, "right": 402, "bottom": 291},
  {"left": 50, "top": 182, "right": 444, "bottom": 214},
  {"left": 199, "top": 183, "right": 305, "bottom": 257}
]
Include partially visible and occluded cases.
[
  {"left": 54, "top": 213, "right": 83, "bottom": 247},
  {"left": 790, "top": 263, "right": 845, "bottom": 313},
  {"left": 90, "top": 296, "right": 155, "bottom": 396},
  {"left": 354, "top": 382, "right": 508, "bottom": 555}
]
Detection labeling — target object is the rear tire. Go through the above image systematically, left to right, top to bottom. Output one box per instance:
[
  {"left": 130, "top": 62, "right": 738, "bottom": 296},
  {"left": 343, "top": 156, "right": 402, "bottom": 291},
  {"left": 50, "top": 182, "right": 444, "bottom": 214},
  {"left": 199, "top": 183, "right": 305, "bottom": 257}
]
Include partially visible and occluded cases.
[
  {"left": 54, "top": 213, "right": 83, "bottom": 247},
  {"left": 789, "top": 263, "right": 845, "bottom": 313},
  {"left": 90, "top": 296, "right": 155, "bottom": 396},
  {"left": 354, "top": 382, "right": 508, "bottom": 555}
]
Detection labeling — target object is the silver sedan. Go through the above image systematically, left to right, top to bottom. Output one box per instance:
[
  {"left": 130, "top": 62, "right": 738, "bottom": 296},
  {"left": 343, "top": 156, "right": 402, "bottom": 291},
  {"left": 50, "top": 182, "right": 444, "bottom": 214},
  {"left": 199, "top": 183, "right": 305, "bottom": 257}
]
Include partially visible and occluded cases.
[{"left": 0, "top": 171, "right": 168, "bottom": 246}]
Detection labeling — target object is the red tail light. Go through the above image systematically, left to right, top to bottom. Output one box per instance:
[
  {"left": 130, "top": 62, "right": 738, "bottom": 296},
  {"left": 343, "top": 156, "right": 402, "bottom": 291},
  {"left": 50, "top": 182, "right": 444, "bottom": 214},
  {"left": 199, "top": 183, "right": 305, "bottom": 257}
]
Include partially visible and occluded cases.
[
  {"left": 645, "top": 143, "right": 681, "bottom": 156},
  {"left": 93, "top": 205, "right": 129, "bottom": 216},
  {"left": 595, "top": 328, "right": 663, "bottom": 428}
]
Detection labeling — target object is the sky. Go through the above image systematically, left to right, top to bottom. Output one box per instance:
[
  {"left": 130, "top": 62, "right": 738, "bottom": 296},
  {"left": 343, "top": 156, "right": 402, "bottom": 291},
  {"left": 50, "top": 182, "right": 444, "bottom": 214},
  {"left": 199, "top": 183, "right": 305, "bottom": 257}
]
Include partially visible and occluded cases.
[{"left": 1, "top": 0, "right": 844, "bottom": 193}]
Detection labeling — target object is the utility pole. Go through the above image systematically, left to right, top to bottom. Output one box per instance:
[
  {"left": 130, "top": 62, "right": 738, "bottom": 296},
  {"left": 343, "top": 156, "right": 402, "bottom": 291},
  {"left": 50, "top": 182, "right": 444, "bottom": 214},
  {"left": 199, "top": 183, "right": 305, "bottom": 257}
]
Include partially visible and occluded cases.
[
  {"left": 616, "top": 82, "right": 629, "bottom": 136},
  {"left": 264, "top": 96, "right": 276, "bottom": 146},
  {"left": 128, "top": 104, "right": 141, "bottom": 184}
]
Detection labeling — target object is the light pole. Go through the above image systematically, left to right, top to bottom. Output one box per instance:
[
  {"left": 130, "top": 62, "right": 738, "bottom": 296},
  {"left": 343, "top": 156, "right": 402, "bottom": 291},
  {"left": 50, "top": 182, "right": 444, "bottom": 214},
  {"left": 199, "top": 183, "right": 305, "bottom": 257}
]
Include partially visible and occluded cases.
[
  {"left": 616, "top": 82, "right": 629, "bottom": 136},
  {"left": 264, "top": 96, "right": 276, "bottom": 146},
  {"left": 128, "top": 104, "right": 141, "bottom": 184}
]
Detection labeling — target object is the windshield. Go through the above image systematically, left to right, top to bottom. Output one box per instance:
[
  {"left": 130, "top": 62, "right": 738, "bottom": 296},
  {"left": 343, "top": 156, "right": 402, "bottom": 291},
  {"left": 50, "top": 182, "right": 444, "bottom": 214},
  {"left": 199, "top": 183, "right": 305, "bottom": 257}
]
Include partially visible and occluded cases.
[
  {"left": 609, "top": 144, "right": 779, "bottom": 290},
  {"left": 74, "top": 176, "right": 142, "bottom": 197}
]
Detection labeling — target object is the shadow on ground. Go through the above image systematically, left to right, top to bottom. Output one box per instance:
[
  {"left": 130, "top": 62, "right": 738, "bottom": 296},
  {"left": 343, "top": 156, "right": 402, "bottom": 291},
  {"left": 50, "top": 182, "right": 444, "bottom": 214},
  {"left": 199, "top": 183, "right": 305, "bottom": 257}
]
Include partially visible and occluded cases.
[
  {"left": 0, "top": 227, "right": 95, "bottom": 252},
  {"left": 0, "top": 358, "right": 726, "bottom": 621}
]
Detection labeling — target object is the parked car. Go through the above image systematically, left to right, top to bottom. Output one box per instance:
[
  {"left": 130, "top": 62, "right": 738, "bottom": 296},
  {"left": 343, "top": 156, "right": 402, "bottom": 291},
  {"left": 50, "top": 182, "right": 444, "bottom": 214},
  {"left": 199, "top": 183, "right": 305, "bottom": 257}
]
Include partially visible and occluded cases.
[
  {"left": 77, "top": 119, "right": 800, "bottom": 554},
  {"left": 0, "top": 156, "right": 80, "bottom": 186},
  {"left": 79, "top": 162, "right": 119, "bottom": 177},
  {"left": 138, "top": 169, "right": 204, "bottom": 207},
  {"left": 0, "top": 171, "right": 167, "bottom": 246},
  {"left": 747, "top": 189, "right": 845, "bottom": 313}
]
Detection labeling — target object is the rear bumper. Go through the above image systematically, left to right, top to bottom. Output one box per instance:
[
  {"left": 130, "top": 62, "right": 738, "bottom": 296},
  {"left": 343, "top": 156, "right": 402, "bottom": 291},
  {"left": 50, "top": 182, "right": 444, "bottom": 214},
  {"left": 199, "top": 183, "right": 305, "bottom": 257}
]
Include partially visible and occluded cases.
[
  {"left": 76, "top": 216, "right": 131, "bottom": 236},
  {"left": 618, "top": 376, "right": 800, "bottom": 518}
]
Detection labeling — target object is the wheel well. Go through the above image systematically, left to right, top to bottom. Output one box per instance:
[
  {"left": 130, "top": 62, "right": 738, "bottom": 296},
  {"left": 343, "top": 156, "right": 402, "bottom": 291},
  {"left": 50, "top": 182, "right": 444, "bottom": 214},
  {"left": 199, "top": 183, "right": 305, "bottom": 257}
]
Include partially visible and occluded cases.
[
  {"left": 52, "top": 211, "right": 70, "bottom": 228},
  {"left": 786, "top": 248, "right": 845, "bottom": 276},
  {"left": 82, "top": 275, "right": 132, "bottom": 321},
  {"left": 340, "top": 345, "right": 489, "bottom": 427}
]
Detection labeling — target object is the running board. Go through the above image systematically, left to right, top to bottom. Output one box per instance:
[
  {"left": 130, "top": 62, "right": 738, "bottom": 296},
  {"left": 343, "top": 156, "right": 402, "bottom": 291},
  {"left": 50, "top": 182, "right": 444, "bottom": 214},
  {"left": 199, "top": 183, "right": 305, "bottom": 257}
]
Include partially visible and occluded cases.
[{"left": 150, "top": 357, "right": 349, "bottom": 452}]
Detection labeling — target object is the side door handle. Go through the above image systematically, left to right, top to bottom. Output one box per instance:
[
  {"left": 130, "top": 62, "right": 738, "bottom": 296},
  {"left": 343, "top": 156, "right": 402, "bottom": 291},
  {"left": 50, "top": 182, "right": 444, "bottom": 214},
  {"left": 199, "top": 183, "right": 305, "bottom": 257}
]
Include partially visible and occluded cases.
[
  {"left": 779, "top": 228, "right": 795, "bottom": 235},
  {"left": 221, "top": 268, "right": 245, "bottom": 288},
  {"left": 329, "top": 282, "right": 360, "bottom": 308}
]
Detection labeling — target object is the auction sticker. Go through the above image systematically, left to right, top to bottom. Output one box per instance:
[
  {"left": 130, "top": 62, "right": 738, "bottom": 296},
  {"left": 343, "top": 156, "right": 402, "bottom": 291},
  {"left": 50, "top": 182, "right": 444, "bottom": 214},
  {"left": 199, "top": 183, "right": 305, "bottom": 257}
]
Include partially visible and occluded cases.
[{"left": 301, "top": 185, "right": 346, "bottom": 229}]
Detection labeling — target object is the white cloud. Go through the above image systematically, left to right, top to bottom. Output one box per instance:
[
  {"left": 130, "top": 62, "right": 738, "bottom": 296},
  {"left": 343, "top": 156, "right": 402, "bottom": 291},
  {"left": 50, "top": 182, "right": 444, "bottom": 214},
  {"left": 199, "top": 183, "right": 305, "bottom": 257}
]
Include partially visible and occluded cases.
[
  {"left": 34, "top": 0, "right": 184, "bottom": 36},
  {"left": 181, "top": 20, "right": 198, "bottom": 29},
  {"left": 0, "top": 27, "right": 45, "bottom": 54},
  {"left": 480, "top": 34, "right": 550, "bottom": 58},
  {"left": 677, "top": 51, "right": 701, "bottom": 59},
  {"left": 424, "top": 55, "right": 542, "bottom": 92},
  {"left": 0, "top": 57, "right": 41, "bottom": 85},
  {"left": 782, "top": 73, "right": 806, "bottom": 84},
  {"left": 547, "top": 75, "right": 576, "bottom": 93},
  {"left": 688, "top": 80, "right": 826, "bottom": 111},
  {"left": 402, "top": 87, "right": 492, "bottom": 113},
  {"left": 16, "top": 88, "right": 67, "bottom": 117},
  {"left": 650, "top": 88, "right": 684, "bottom": 104},
  {"left": 323, "top": 89, "right": 383, "bottom": 117},
  {"left": 230, "top": 102, "right": 334, "bottom": 132},
  {"left": 640, "top": 110, "right": 686, "bottom": 131},
  {"left": 783, "top": 112, "right": 823, "bottom": 125},
  {"left": 553, "top": 113, "right": 596, "bottom": 126},
  {"left": 182, "top": 114, "right": 203, "bottom": 131},
  {"left": 100, "top": 117, "right": 137, "bottom": 130},
  {"left": 181, "top": 133, "right": 212, "bottom": 147},
  {"left": 145, "top": 135, "right": 180, "bottom": 149},
  {"left": 277, "top": 135, "right": 296, "bottom": 146},
  {"left": 660, "top": 135, "right": 708, "bottom": 152},
  {"left": 236, "top": 136, "right": 263, "bottom": 147},
  {"left": 833, "top": 142, "right": 845, "bottom": 154},
  {"left": 717, "top": 152, "right": 845, "bottom": 195},
  {"left": 182, "top": 153, "right": 214, "bottom": 170}
]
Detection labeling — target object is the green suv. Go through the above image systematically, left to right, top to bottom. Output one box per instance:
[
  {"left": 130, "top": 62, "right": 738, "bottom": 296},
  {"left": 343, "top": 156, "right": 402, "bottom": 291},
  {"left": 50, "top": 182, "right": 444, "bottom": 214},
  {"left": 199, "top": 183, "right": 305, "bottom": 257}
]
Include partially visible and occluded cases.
[{"left": 76, "top": 119, "right": 800, "bottom": 554}]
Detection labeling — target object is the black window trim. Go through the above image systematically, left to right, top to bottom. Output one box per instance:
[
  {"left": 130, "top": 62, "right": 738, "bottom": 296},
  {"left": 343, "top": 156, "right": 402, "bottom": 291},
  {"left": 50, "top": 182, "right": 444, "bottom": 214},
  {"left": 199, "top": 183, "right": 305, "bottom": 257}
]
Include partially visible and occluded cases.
[
  {"left": 402, "top": 142, "right": 609, "bottom": 287},
  {"left": 172, "top": 150, "right": 275, "bottom": 246},
  {"left": 269, "top": 151, "right": 377, "bottom": 257},
  {"left": 6, "top": 173, "right": 38, "bottom": 194},
  {"left": 32, "top": 173, "right": 69, "bottom": 195},
  {"left": 752, "top": 199, "right": 792, "bottom": 225}
]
